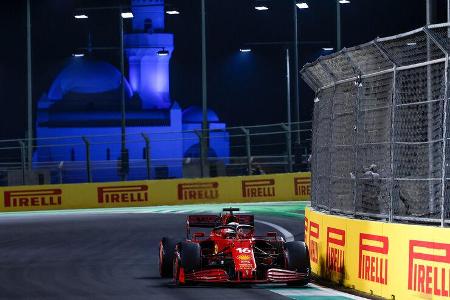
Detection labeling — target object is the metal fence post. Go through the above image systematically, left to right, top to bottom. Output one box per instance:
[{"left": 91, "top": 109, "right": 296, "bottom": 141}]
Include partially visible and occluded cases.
[
  {"left": 423, "top": 26, "right": 449, "bottom": 227},
  {"left": 374, "top": 40, "right": 397, "bottom": 223},
  {"left": 343, "top": 49, "right": 363, "bottom": 217},
  {"left": 319, "top": 60, "right": 337, "bottom": 213},
  {"left": 281, "top": 123, "right": 293, "bottom": 173},
  {"left": 241, "top": 127, "right": 252, "bottom": 175},
  {"left": 194, "top": 130, "right": 206, "bottom": 177},
  {"left": 141, "top": 133, "right": 151, "bottom": 180},
  {"left": 82, "top": 137, "right": 92, "bottom": 183},
  {"left": 18, "top": 140, "right": 26, "bottom": 185},
  {"left": 58, "top": 161, "right": 64, "bottom": 184}
]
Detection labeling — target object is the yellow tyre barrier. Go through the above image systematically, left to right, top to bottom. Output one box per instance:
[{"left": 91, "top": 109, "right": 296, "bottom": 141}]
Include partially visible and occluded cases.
[
  {"left": 0, "top": 172, "right": 310, "bottom": 212},
  {"left": 305, "top": 207, "right": 450, "bottom": 300}
]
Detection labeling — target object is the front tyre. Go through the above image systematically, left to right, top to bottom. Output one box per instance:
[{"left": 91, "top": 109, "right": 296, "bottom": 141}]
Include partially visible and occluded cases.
[
  {"left": 159, "top": 237, "right": 176, "bottom": 278},
  {"left": 173, "top": 241, "right": 201, "bottom": 286},
  {"left": 285, "top": 241, "right": 310, "bottom": 286}
]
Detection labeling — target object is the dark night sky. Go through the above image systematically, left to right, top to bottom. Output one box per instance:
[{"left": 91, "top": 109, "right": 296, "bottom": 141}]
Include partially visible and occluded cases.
[{"left": 0, "top": 0, "right": 447, "bottom": 140}]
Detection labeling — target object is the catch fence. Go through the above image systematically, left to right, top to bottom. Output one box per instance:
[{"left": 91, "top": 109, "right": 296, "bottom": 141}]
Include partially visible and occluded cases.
[
  {"left": 301, "top": 23, "right": 450, "bottom": 226},
  {"left": 0, "top": 122, "right": 311, "bottom": 186}
]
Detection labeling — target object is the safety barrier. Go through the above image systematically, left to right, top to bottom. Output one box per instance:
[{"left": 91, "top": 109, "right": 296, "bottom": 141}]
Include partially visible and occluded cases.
[
  {"left": 0, "top": 172, "right": 310, "bottom": 212},
  {"left": 305, "top": 207, "right": 450, "bottom": 300}
]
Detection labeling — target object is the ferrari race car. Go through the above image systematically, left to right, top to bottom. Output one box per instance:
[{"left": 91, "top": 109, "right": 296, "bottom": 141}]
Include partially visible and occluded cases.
[{"left": 159, "top": 208, "right": 310, "bottom": 285}]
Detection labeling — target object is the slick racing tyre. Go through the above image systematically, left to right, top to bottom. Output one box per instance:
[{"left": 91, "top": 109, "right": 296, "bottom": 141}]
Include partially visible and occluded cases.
[
  {"left": 159, "top": 237, "right": 176, "bottom": 278},
  {"left": 173, "top": 241, "right": 201, "bottom": 286},
  {"left": 285, "top": 241, "right": 310, "bottom": 286}
]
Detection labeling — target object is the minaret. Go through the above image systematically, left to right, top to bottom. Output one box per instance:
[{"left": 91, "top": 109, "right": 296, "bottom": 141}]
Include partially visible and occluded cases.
[{"left": 125, "top": 0, "right": 173, "bottom": 109}]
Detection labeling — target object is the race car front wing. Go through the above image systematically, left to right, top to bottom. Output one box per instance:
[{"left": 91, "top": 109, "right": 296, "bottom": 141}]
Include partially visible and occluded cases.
[{"left": 183, "top": 268, "right": 308, "bottom": 283}]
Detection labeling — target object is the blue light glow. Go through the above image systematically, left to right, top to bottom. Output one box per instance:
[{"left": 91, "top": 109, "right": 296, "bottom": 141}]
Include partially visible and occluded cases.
[
  {"left": 35, "top": 0, "right": 230, "bottom": 182},
  {"left": 47, "top": 59, "right": 133, "bottom": 100}
]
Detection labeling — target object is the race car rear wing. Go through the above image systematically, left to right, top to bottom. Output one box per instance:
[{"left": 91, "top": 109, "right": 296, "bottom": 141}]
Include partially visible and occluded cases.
[
  {"left": 186, "top": 214, "right": 255, "bottom": 239},
  {"left": 187, "top": 214, "right": 255, "bottom": 228},
  {"left": 187, "top": 215, "right": 219, "bottom": 228},
  {"left": 235, "top": 215, "right": 254, "bottom": 226}
]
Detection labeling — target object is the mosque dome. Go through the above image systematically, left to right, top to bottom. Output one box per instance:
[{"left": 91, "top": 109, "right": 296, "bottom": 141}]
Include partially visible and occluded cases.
[
  {"left": 47, "top": 58, "right": 133, "bottom": 101},
  {"left": 182, "top": 106, "right": 220, "bottom": 123}
]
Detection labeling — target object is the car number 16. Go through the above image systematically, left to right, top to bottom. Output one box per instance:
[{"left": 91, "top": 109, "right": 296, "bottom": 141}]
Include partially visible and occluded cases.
[{"left": 236, "top": 247, "right": 251, "bottom": 254}]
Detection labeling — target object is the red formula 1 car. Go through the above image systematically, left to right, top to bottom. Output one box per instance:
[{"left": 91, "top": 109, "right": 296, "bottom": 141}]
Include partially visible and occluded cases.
[{"left": 159, "top": 208, "right": 310, "bottom": 285}]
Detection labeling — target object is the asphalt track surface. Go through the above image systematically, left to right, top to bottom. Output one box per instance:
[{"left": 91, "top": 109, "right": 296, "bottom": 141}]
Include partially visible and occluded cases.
[{"left": 0, "top": 210, "right": 305, "bottom": 299}]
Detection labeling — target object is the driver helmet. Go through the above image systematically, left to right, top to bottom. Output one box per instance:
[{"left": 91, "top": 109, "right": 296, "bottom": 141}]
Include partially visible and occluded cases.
[
  {"left": 224, "top": 214, "right": 238, "bottom": 224},
  {"left": 228, "top": 222, "right": 239, "bottom": 228},
  {"left": 221, "top": 228, "right": 236, "bottom": 239}
]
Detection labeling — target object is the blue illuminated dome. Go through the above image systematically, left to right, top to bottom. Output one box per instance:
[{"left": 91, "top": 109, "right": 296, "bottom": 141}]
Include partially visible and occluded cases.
[
  {"left": 47, "top": 58, "right": 133, "bottom": 101},
  {"left": 182, "top": 106, "right": 220, "bottom": 123}
]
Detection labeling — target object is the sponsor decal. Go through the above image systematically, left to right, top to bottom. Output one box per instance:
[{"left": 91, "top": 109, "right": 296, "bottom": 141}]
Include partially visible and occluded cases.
[
  {"left": 294, "top": 177, "right": 311, "bottom": 196},
  {"left": 241, "top": 179, "right": 275, "bottom": 198},
  {"left": 177, "top": 182, "right": 219, "bottom": 200},
  {"left": 97, "top": 185, "right": 148, "bottom": 204},
  {"left": 4, "top": 189, "right": 62, "bottom": 208},
  {"left": 304, "top": 217, "right": 309, "bottom": 246},
  {"left": 309, "top": 221, "right": 320, "bottom": 264},
  {"left": 327, "top": 227, "right": 345, "bottom": 274},
  {"left": 358, "top": 233, "right": 389, "bottom": 285},
  {"left": 408, "top": 240, "right": 450, "bottom": 297},
  {"left": 234, "top": 246, "right": 256, "bottom": 272},
  {"left": 237, "top": 254, "right": 252, "bottom": 261},
  {"left": 238, "top": 264, "right": 254, "bottom": 270}
]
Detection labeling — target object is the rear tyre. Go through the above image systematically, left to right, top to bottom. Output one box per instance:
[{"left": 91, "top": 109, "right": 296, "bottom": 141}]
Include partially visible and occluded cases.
[
  {"left": 159, "top": 237, "right": 176, "bottom": 278},
  {"left": 285, "top": 241, "right": 310, "bottom": 286}
]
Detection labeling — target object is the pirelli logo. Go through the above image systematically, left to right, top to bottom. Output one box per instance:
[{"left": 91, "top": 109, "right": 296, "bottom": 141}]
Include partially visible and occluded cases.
[
  {"left": 294, "top": 177, "right": 310, "bottom": 197},
  {"left": 241, "top": 179, "right": 275, "bottom": 198},
  {"left": 177, "top": 182, "right": 219, "bottom": 200},
  {"left": 97, "top": 185, "right": 148, "bottom": 204},
  {"left": 4, "top": 189, "right": 62, "bottom": 208},
  {"left": 309, "top": 221, "right": 320, "bottom": 264},
  {"left": 327, "top": 227, "right": 345, "bottom": 274},
  {"left": 358, "top": 233, "right": 389, "bottom": 285},
  {"left": 408, "top": 240, "right": 450, "bottom": 297}
]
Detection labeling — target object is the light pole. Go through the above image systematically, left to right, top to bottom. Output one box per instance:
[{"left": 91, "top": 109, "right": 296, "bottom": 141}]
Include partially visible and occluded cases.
[
  {"left": 26, "top": 0, "right": 33, "bottom": 175},
  {"left": 201, "top": 0, "right": 208, "bottom": 178},
  {"left": 336, "top": 0, "right": 350, "bottom": 51},
  {"left": 336, "top": 0, "right": 341, "bottom": 51},
  {"left": 255, "top": 1, "right": 308, "bottom": 159},
  {"left": 293, "top": 1, "right": 300, "bottom": 146},
  {"left": 74, "top": 7, "right": 134, "bottom": 181},
  {"left": 119, "top": 9, "right": 128, "bottom": 181},
  {"left": 240, "top": 46, "right": 293, "bottom": 171},
  {"left": 285, "top": 48, "right": 293, "bottom": 172}
]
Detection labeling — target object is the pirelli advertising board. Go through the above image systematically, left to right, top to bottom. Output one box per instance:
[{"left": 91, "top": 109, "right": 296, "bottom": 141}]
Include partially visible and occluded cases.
[
  {"left": 0, "top": 172, "right": 310, "bottom": 212},
  {"left": 305, "top": 207, "right": 450, "bottom": 300}
]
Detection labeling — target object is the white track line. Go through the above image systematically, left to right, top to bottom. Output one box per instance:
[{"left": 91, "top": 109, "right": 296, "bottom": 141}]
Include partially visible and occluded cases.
[
  {"left": 255, "top": 219, "right": 368, "bottom": 299},
  {"left": 255, "top": 220, "right": 294, "bottom": 242},
  {"left": 309, "top": 283, "right": 368, "bottom": 299}
]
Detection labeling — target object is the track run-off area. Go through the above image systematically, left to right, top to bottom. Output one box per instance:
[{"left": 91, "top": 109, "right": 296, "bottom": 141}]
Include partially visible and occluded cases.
[{"left": 0, "top": 201, "right": 367, "bottom": 300}]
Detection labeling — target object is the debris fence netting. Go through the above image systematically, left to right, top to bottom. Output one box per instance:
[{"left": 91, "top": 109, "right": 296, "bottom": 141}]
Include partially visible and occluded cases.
[{"left": 301, "top": 23, "right": 450, "bottom": 225}]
